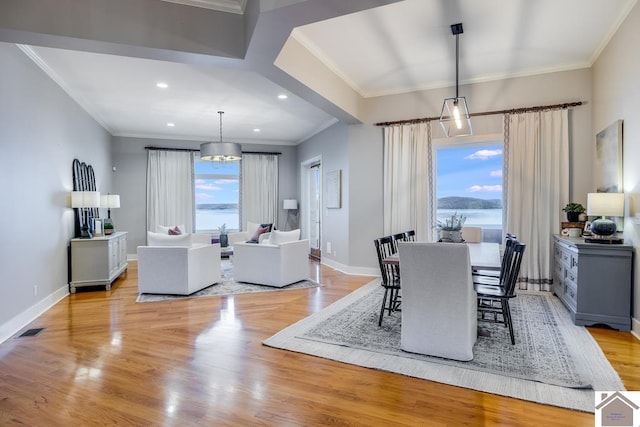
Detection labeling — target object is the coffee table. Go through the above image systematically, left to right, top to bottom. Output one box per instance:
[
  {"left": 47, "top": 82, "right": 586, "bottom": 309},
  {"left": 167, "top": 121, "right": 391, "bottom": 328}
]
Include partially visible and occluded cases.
[{"left": 221, "top": 246, "right": 234, "bottom": 259}]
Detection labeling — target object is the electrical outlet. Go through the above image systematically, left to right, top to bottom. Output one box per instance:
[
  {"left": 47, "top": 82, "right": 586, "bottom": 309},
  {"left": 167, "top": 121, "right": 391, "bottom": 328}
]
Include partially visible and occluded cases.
[
  {"left": 326, "top": 242, "right": 331, "bottom": 253},
  {"left": 333, "top": 251, "right": 336, "bottom": 257},
  {"left": 33, "top": 285, "right": 38, "bottom": 296}
]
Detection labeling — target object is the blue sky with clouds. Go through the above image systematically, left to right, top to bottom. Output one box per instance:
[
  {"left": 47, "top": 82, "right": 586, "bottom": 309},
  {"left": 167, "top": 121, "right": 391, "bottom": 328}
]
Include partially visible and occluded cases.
[
  {"left": 436, "top": 145, "right": 503, "bottom": 200},
  {"left": 194, "top": 160, "right": 239, "bottom": 205}
]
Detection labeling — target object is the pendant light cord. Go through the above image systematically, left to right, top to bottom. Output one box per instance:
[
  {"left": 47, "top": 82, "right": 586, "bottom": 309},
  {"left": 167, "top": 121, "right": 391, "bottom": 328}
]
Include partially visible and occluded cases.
[
  {"left": 455, "top": 33, "right": 459, "bottom": 99},
  {"left": 218, "top": 111, "right": 224, "bottom": 142}
]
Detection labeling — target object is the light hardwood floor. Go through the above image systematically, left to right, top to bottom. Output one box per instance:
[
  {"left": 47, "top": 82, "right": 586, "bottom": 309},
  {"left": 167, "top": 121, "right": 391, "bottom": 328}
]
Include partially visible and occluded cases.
[{"left": 0, "top": 260, "right": 638, "bottom": 426}]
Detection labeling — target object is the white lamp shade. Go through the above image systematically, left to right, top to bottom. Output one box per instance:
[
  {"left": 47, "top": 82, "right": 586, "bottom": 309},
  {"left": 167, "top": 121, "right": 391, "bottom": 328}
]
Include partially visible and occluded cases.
[
  {"left": 200, "top": 141, "right": 242, "bottom": 161},
  {"left": 71, "top": 191, "right": 101, "bottom": 208},
  {"left": 587, "top": 192, "right": 624, "bottom": 217},
  {"left": 100, "top": 194, "right": 121, "bottom": 209},
  {"left": 283, "top": 199, "right": 298, "bottom": 210}
]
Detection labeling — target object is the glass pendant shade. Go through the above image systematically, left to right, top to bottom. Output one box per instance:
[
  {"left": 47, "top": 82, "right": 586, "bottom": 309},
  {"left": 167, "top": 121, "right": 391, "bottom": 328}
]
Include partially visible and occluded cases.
[{"left": 440, "top": 96, "right": 472, "bottom": 137}]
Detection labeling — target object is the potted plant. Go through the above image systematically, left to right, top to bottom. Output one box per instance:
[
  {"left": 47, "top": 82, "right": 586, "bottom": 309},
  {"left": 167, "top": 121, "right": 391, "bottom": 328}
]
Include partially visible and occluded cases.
[
  {"left": 562, "top": 203, "right": 585, "bottom": 222},
  {"left": 436, "top": 212, "right": 466, "bottom": 243},
  {"left": 103, "top": 222, "right": 114, "bottom": 235},
  {"left": 218, "top": 223, "right": 229, "bottom": 248}
]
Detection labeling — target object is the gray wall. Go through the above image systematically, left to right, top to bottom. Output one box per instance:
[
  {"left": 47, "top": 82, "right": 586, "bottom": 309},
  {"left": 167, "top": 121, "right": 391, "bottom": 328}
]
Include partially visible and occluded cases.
[
  {"left": 592, "top": 1, "right": 640, "bottom": 332},
  {"left": 0, "top": 42, "right": 111, "bottom": 333},
  {"left": 298, "top": 68, "right": 593, "bottom": 274},
  {"left": 297, "top": 122, "right": 350, "bottom": 266},
  {"left": 111, "top": 137, "right": 298, "bottom": 254}
]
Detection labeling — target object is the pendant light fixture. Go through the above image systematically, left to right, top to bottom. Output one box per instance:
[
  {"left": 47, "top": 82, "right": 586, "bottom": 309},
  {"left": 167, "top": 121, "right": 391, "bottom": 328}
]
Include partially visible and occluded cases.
[
  {"left": 439, "top": 23, "right": 472, "bottom": 137},
  {"left": 200, "top": 111, "right": 242, "bottom": 162}
]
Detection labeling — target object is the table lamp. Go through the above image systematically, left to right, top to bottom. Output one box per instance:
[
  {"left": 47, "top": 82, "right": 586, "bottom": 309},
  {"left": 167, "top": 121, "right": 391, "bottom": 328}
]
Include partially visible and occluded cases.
[
  {"left": 71, "top": 191, "right": 101, "bottom": 238},
  {"left": 587, "top": 192, "right": 624, "bottom": 238},
  {"left": 100, "top": 194, "right": 120, "bottom": 228},
  {"left": 283, "top": 199, "right": 298, "bottom": 231}
]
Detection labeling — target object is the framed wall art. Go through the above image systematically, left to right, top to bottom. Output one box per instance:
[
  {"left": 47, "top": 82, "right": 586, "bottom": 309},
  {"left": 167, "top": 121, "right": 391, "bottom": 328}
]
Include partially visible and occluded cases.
[
  {"left": 594, "top": 120, "right": 623, "bottom": 193},
  {"left": 326, "top": 169, "right": 342, "bottom": 209}
]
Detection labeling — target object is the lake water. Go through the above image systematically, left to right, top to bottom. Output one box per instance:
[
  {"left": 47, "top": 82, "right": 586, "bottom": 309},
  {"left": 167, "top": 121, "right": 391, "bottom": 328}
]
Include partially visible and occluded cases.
[
  {"left": 195, "top": 209, "right": 239, "bottom": 232},
  {"left": 437, "top": 209, "right": 502, "bottom": 228}
]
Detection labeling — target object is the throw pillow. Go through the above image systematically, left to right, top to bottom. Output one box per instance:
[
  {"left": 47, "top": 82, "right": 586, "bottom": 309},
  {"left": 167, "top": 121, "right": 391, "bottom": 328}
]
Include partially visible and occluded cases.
[
  {"left": 260, "top": 223, "right": 273, "bottom": 232},
  {"left": 157, "top": 224, "right": 186, "bottom": 234},
  {"left": 247, "top": 225, "right": 270, "bottom": 243},
  {"left": 168, "top": 226, "right": 182, "bottom": 235},
  {"left": 268, "top": 229, "right": 300, "bottom": 245},
  {"left": 147, "top": 231, "right": 192, "bottom": 247}
]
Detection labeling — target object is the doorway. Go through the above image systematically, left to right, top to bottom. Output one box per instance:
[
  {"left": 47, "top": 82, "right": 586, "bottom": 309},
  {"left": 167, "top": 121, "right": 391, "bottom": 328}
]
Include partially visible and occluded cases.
[{"left": 302, "top": 158, "right": 322, "bottom": 261}]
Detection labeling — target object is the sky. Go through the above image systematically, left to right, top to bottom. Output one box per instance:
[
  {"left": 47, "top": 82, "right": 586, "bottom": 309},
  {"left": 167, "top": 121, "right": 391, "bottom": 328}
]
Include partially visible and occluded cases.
[
  {"left": 436, "top": 144, "right": 503, "bottom": 200},
  {"left": 194, "top": 160, "right": 239, "bottom": 205}
]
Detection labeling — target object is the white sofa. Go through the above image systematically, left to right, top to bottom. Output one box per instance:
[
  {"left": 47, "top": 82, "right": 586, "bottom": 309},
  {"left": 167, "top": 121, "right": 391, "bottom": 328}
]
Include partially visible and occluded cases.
[
  {"left": 233, "top": 229, "right": 309, "bottom": 287},
  {"left": 137, "top": 231, "right": 221, "bottom": 295},
  {"left": 397, "top": 242, "right": 477, "bottom": 361}
]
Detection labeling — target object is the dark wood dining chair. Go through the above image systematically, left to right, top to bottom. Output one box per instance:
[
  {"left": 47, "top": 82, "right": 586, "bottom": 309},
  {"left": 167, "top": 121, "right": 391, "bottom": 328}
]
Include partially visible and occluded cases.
[
  {"left": 404, "top": 230, "right": 416, "bottom": 241},
  {"left": 391, "top": 232, "right": 407, "bottom": 253},
  {"left": 472, "top": 233, "right": 518, "bottom": 287},
  {"left": 374, "top": 236, "right": 401, "bottom": 326},
  {"left": 475, "top": 241, "right": 526, "bottom": 345}
]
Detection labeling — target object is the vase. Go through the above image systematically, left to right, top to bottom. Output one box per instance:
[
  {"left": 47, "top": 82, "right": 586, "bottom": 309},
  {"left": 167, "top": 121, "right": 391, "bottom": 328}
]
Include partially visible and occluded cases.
[
  {"left": 566, "top": 212, "right": 580, "bottom": 222},
  {"left": 439, "top": 230, "right": 463, "bottom": 243},
  {"left": 220, "top": 234, "right": 228, "bottom": 248}
]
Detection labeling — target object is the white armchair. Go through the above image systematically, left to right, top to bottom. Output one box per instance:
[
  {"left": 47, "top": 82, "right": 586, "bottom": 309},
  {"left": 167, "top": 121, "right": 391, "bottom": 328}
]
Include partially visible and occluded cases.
[
  {"left": 227, "top": 221, "right": 272, "bottom": 245},
  {"left": 233, "top": 230, "right": 309, "bottom": 287},
  {"left": 137, "top": 232, "right": 221, "bottom": 295},
  {"left": 398, "top": 242, "right": 477, "bottom": 361}
]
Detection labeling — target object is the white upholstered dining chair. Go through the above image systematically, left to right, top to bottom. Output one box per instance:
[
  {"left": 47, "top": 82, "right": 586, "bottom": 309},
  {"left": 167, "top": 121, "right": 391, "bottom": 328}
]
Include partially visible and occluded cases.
[{"left": 397, "top": 242, "right": 477, "bottom": 361}]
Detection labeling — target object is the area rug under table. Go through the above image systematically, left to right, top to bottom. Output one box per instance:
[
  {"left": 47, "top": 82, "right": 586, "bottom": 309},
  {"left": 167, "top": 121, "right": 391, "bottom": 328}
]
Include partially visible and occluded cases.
[
  {"left": 137, "top": 260, "right": 320, "bottom": 302},
  {"left": 263, "top": 279, "right": 625, "bottom": 412}
]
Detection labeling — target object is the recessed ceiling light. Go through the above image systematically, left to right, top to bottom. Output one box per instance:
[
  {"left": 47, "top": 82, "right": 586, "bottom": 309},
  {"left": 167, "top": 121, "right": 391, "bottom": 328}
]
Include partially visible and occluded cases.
[
  {"left": 157, "top": 82, "right": 169, "bottom": 89},
  {"left": 277, "top": 94, "right": 288, "bottom": 100},
  {"left": 167, "top": 122, "right": 175, "bottom": 127},
  {"left": 253, "top": 128, "right": 261, "bottom": 132}
]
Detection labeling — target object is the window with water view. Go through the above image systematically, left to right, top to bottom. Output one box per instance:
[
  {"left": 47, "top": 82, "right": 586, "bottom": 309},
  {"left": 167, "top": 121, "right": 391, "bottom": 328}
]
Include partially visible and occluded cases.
[
  {"left": 436, "top": 143, "right": 503, "bottom": 241},
  {"left": 194, "top": 159, "right": 240, "bottom": 232}
]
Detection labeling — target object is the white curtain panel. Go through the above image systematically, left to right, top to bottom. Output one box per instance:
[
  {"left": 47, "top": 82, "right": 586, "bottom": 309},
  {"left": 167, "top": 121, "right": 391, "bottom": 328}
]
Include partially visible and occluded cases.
[
  {"left": 505, "top": 110, "right": 569, "bottom": 291},
  {"left": 383, "top": 122, "right": 433, "bottom": 241},
  {"left": 146, "top": 150, "right": 194, "bottom": 234},
  {"left": 241, "top": 153, "right": 278, "bottom": 229}
]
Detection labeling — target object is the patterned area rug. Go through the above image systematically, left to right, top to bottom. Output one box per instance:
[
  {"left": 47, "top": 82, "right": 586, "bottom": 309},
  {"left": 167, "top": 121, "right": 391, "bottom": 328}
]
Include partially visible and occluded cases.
[
  {"left": 137, "top": 260, "right": 320, "bottom": 302},
  {"left": 264, "top": 280, "right": 624, "bottom": 412}
]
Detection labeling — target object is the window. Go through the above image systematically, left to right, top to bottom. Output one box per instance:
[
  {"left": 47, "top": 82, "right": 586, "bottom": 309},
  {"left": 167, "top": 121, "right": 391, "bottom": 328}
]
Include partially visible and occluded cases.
[
  {"left": 435, "top": 141, "right": 503, "bottom": 240},
  {"left": 194, "top": 159, "right": 240, "bottom": 232}
]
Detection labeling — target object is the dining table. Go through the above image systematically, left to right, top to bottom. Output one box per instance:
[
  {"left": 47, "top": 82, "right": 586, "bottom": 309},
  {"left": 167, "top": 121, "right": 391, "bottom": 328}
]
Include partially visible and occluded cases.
[{"left": 383, "top": 242, "right": 501, "bottom": 271}]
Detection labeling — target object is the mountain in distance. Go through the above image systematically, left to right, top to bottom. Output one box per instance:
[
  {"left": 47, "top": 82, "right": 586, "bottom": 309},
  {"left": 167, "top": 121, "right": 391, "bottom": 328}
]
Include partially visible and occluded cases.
[
  {"left": 438, "top": 196, "right": 502, "bottom": 209},
  {"left": 197, "top": 203, "right": 237, "bottom": 210}
]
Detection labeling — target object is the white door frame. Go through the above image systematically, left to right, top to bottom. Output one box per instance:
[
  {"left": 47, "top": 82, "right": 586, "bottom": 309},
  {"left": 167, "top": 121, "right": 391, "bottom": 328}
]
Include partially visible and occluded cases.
[{"left": 300, "top": 155, "right": 322, "bottom": 244}]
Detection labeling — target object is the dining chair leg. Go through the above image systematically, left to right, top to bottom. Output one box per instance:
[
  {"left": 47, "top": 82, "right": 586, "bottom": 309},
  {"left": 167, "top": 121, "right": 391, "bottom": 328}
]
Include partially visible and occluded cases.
[
  {"left": 379, "top": 288, "right": 389, "bottom": 326},
  {"left": 503, "top": 301, "right": 515, "bottom": 345}
]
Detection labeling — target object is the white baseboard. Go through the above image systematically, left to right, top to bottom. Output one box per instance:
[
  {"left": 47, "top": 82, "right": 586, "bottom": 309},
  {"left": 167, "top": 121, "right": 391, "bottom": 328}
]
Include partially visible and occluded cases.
[
  {"left": 320, "top": 258, "right": 379, "bottom": 277},
  {"left": 0, "top": 285, "right": 69, "bottom": 344},
  {"left": 632, "top": 317, "right": 640, "bottom": 342}
]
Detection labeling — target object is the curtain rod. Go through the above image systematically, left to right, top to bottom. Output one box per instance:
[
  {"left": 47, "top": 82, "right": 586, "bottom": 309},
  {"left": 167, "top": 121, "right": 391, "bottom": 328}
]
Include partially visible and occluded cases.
[
  {"left": 374, "top": 101, "right": 583, "bottom": 127},
  {"left": 144, "top": 146, "right": 282, "bottom": 155}
]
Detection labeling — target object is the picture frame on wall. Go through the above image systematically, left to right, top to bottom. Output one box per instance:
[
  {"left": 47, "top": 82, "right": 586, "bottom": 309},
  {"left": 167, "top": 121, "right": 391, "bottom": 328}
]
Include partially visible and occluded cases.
[
  {"left": 595, "top": 120, "right": 623, "bottom": 193},
  {"left": 326, "top": 169, "right": 342, "bottom": 209}
]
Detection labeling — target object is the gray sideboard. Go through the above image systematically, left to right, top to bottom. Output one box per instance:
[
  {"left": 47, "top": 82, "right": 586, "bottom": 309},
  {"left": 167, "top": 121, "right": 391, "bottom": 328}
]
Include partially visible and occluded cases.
[
  {"left": 70, "top": 231, "right": 128, "bottom": 293},
  {"left": 552, "top": 235, "right": 632, "bottom": 331}
]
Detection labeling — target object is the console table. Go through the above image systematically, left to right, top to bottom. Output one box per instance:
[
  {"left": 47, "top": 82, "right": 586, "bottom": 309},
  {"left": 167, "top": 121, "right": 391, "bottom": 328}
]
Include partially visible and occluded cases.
[
  {"left": 70, "top": 232, "right": 128, "bottom": 293},
  {"left": 552, "top": 235, "right": 632, "bottom": 330}
]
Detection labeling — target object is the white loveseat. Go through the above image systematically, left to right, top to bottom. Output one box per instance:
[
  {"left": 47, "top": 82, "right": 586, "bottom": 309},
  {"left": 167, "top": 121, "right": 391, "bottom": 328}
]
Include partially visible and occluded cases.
[
  {"left": 233, "top": 229, "right": 309, "bottom": 287},
  {"left": 137, "top": 231, "right": 221, "bottom": 295},
  {"left": 397, "top": 242, "right": 477, "bottom": 361}
]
